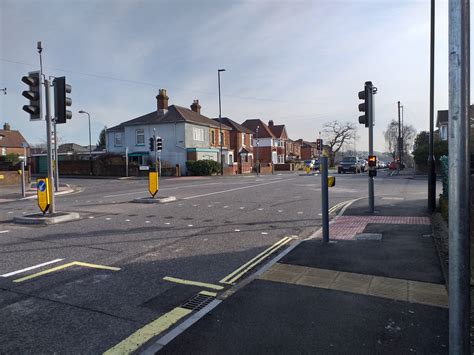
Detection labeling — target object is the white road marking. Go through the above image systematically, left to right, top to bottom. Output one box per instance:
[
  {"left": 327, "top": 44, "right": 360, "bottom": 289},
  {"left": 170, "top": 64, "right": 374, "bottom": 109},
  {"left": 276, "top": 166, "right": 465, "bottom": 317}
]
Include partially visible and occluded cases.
[
  {"left": 181, "top": 179, "right": 291, "bottom": 200},
  {"left": 102, "top": 182, "right": 223, "bottom": 198},
  {"left": 193, "top": 204, "right": 199, "bottom": 207},
  {"left": 208, "top": 205, "right": 213, "bottom": 208},
  {"left": 223, "top": 206, "right": 229, "bottom": 208},
  {"left": 239, "top": 207, "right": 245, "bottom": 210},
  {"left": 257, "top": 208, "right": 263, "bottom": 211},
  {"left": 278, "top": 210, "right": 283, "bottom": 213},
  {"left": 7, "top": 211, "right": 13, "bottom": 214},
  {"left": 297, "top": 212, "right": 303, "bottom": 214},
  {"left": 318, "top": 213, "right": 322, "bottom": 216},
  {"left": 88, "top": 216, "right": 95, "bottom": 219},
  {"left": 105, "top": 217, "right": 111, "bottom": 220},
  {"left": 125, "top": 219, "right": 131, "bottom": 222},
  {"left": 145, "top": 221, "right": 151, "bottom": 224},
  {"left": 165, "top": 222, "right": 171, "bottom": 225},
  {"left": 187, "top": 224, "right": 193, "bottom": 227},
  {"left": 234, "top": 229, "right": 241, "bottom": 232},
  {"left": 0, "top": 230, "right": 10, "bottom": 234},
  {"left": 261, "top": 232, "right": 268, "bottom": 235},
  {"left": 1, "top": 259, "right": 64, "bottom": 277}
]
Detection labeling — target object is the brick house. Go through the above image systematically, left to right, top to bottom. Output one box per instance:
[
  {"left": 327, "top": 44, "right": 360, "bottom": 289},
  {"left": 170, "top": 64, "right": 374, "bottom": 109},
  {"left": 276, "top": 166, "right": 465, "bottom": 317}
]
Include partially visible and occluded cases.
[
  {"left": 107, "top": 90, "right": 232, "bottom": 175},
  {"left": 213, "top": 117, "right": 254, "bottom": 173},
  {"left": 241, "top": 119, "right": 287, "bottom": 164},
  {"left": 0, "top": 123, "right": 29, "bottom": 158},
  {"left": 285, "top": 139, "right": 301, "bottom": 161},
  {"left": 297, "top": 139, "right": 318, "bottom": 160}
]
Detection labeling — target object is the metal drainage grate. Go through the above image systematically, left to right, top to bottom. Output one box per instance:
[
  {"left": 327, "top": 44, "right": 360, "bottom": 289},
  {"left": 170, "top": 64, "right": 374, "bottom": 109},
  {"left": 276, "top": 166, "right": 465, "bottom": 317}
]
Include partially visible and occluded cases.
[{"left": 181, "top": 293, "right": 215, "bottom": 312}]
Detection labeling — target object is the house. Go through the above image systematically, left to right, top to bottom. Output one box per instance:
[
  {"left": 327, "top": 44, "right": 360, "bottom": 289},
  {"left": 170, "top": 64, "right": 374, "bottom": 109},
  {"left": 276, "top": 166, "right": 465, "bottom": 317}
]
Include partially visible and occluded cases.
[
  {"left": 106, "top": 90, "right": 232, "bottom": 174},
  {"left": 436, "top": 110, "right": 448, "bottom": 141},
  {"left": 212, "top": 117, "right": 254, "bottom": 173},
  {"left": 241, "top": 119, "right": 286, "bottom": 164},
  {"left": 0, "top": 123, "right": 29, "bottom": 158},
  {"left": 285, "top": 139, "right": 301, "bottom": 161},
  {"left": 297, "top": 139, "right": 318, "bottom": 160}
]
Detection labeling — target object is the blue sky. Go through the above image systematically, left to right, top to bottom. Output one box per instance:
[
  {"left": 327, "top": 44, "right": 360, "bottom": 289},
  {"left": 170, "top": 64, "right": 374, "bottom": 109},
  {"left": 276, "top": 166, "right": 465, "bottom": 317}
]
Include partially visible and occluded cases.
[{"left": 0, "top": 0, "right": 469, "bottom": 151}]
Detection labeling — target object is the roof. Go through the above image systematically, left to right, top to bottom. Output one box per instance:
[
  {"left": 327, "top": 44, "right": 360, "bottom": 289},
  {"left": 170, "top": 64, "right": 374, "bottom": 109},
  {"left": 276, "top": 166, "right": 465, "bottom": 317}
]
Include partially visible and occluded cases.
[
  {"left": 108, "top": 105, "right": 232, "bottom": 132},
  {"left": 436, "top": 110, "right": 448, "bottom": 127},
  {"left": 212, "top": 117, "right": 253, "bottom": 134},
  {"left": 241, "top": 119, "right": 275, "bottom": 138},
  {"left": 269, "top": 124, "right": 288, "bottom": 139},
  {"left": 0, "top": 129, "right": 29, "bottom": 148},
  {"left": 297, "top": 139, "right": 317, "bottom": 148},
  {"left": 57, "top": 143, "right": 94, "bottom": 153}
]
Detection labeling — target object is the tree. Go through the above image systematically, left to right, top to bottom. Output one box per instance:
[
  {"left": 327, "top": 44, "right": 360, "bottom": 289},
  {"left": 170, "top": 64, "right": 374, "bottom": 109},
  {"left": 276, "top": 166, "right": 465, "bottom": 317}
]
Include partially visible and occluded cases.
[
  {"left": 383, "top": 119, "right": 416, "bottom": 160},
  {"left": 322, "top": 120, "right": 356, "bottom": 154},
  {"left": 97, "top": 127, "right": 106, "bottom": 150},
  {"left": 412, "top": 131, "right": 448, "bottom": 166}
]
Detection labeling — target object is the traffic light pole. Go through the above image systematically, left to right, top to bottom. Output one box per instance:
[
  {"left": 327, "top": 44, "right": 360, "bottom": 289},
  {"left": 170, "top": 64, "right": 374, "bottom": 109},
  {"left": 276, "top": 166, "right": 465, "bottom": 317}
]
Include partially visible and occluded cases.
[
  {"left": 44, "top": 79, "right": 55, "bottom": 214},
  {"left": 368, "top": 85, "right": 374, "bottom": 213},
  {"left": 53, "top": 119, "right": 59, "bottom": 192},
  {"left": 153, "top": 128, "right": 158, "bottom": 172}
]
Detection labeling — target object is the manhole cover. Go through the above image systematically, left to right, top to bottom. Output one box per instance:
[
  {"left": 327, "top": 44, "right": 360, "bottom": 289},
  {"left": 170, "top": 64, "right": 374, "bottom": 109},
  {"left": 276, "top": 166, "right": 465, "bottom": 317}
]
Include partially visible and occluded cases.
[{"left": 355, "top": 233, "right": 383, "bottom": 241}]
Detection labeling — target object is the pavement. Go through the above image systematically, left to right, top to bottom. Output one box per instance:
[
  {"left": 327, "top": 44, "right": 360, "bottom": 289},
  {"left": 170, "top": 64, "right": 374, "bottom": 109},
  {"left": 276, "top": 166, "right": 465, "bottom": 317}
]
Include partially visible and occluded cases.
[
  {"left": 0, "top": 182, "right": 75, "bottom": 203},
  {"left": 157, "top": 192, "right": 448, "bottom": 354}
]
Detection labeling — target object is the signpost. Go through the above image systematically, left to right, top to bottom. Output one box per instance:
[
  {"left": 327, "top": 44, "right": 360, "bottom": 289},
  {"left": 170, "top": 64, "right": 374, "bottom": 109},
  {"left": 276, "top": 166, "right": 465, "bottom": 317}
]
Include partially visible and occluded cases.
[
  {"left": 149, "top": 171, "right": 159, "bottom": 198},
  {"left": 36, "top": 178, "right": 50, "bottom": 213}
]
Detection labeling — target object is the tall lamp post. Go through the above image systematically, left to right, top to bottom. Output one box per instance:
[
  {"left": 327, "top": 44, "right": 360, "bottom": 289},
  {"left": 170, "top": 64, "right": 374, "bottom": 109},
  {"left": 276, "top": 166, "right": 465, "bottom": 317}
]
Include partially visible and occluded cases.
[
  {"left": 218, "top": 69, "right": 226, "bottom": 176},
  {"left": 78, "top": 110, "right": 92, "bottom": 175},
  {"left": 256, "top": 125, "right": 260, "bottom": 176}
]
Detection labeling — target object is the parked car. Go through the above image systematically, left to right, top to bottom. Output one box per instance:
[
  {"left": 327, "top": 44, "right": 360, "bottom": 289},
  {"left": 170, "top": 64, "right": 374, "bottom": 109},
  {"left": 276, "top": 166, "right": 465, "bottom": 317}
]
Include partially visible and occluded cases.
[
  {"left": 337, "top": 156, "right": 362, "bottom": 174},
  {"left": 360, "top": 159, "right": 367, "bottom": 172},
  {"left": 388, "top": 161, "right": 398, "bottom": 170}
]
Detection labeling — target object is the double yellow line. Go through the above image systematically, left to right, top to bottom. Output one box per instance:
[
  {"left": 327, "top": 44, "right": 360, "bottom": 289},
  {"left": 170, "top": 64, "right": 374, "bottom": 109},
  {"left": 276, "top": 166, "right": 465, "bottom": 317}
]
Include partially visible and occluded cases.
[
  {"left": 328, "top": 200, "right": 351, "bottom": 215},
  {"left": 220, "top": 236, "right": 293, "bottom": 285}
]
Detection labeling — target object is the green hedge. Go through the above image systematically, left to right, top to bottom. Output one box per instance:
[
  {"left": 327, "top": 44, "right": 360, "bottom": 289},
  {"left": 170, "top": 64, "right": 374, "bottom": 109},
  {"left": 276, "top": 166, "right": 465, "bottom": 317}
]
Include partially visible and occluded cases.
[{"left": 186, "top": 160, "right": 221, "bottom": 176}]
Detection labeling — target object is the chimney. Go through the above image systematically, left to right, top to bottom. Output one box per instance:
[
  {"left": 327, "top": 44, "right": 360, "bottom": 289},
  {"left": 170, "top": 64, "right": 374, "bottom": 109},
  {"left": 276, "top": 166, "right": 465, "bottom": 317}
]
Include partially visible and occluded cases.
[
  {"left": 156, "top": 89, "right": 169, "bottom": 114},
  {"left": 190, "top": 100, "right": 201, "bottom": 114},
  {"left": 268, "top": 120, "right": 274, "bottom": 127},
  {"left": 3, "top": 123, "right": 10, "bottom": 131}
]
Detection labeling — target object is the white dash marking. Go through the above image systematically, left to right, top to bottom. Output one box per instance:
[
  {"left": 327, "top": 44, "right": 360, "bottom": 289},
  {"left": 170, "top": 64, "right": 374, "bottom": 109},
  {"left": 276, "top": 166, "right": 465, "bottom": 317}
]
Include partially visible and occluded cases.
[
  {"left": 208, "top": 205, "right": 213, "bottom": 208},
  {"left": 223, "top": 206, "right": 229, "bottom": 208},
  {"left": 239, "top": 207, "right": 245, "bottom": 210},
  {"left": 257, "top": 208, "right": 263, "bottom": 211},
  {"left": 278, "top": 210, "right": 283, "bottom": 213},
  {"left": 7, "top": 211, "right": 13, "bottom": 214},
  {"left": 297, "top": 212, "right": 303, "bottom": 214},
  {"left": 88, "top": 216, "right": 95, "bottom": 219},
  {"left": 105, "top": 217, "right": 111, "bottom": 221},
  {"left": 125, "top": 219, "right": 131, "bottom": 222},
  {"left": 145, "top": 221, "right": 151, "bottom": 224},
  {"left": 165, "top": 222, "right": 171, "bottom": 225},
  {"left": 187, "top": 224, "right": 193, "bottom": 227},
  {"left": 234, "top": 229, "right": 241, "bottom": 232},
  {"left": 0, "top": 230, "right": 10, "bottom": 234},
  {"left": 261, "top": 232, "right": 269, "bottom": 235},
  {"left": 1, "top": 258, "right": 64, "bottom": 277}
]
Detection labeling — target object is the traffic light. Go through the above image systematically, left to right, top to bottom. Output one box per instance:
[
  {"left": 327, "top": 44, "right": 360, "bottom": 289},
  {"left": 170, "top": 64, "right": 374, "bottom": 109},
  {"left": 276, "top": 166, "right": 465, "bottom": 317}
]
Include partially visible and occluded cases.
[
  {"left": 21, "top": 71, "right": 42, "bottom": 120},
  {"left": 54, "top": 77, "right": 72, "bottom": 124},
  {"left": 358, "top": 83, "right": 370, "bottom": 127},
  {"left": 149, "top": 137, "right": 155, "bottom": 151},
  {"left": 156, "top": 137, "right": 163, "bottom": 151},
  {"left": 316, "top": 139, "right": 323, "bottom": 151},
  {"left": 368, "top": 155, "right": 377, "bottom": 167}
]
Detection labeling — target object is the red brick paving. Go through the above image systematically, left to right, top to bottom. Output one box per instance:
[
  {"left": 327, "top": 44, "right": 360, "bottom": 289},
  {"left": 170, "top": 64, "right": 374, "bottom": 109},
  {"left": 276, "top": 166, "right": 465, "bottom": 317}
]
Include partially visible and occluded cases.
[{"left": 328, "top": 215, "right": 430, "bottom": 240}]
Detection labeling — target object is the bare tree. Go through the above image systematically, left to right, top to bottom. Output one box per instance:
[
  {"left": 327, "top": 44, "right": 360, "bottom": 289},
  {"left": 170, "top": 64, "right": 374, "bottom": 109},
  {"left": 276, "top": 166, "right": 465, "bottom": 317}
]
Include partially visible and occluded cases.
[
  {"left": 383, "top": 119, "right": 416, "bottom": 160},
  {"left": 322, "top": 120, "right": 356, "bottom": 154}
]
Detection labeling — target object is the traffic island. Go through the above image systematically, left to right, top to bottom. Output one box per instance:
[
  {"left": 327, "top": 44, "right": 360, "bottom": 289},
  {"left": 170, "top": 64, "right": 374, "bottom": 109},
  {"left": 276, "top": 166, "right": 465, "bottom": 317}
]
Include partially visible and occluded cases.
[
  {"left": 133, "top": 196, "right": 177, "bottom": 204},
  {"left": 13, "top": 212, "right": 81, "bottom": 225}
]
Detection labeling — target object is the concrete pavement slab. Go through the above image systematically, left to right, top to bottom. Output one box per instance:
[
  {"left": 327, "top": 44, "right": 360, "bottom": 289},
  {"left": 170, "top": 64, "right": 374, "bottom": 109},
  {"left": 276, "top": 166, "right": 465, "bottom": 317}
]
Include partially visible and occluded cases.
[
  {"left": 281, "top": 224, "right": 444, "bottom": 284},
  {"left": 160, "top": 279, "right": 448, "bottom": 355}
]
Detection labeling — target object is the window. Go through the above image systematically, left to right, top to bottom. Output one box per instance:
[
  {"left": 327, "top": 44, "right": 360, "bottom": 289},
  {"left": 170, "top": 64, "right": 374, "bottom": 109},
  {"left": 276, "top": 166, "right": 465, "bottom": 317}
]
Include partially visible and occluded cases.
[
  {"left": 193, "top": 127, "right": 204, "bottom": 141},
  {"left": 136, "top": 129, "right": 145, "bottom": 145},
  {"left": 211, "top": 130, "right": 215, "bottom": 144},
  {"left": 219, "top": 131, "right": 224, "bottom": 145},
  {"left": 114, "top": 132, "right": 122, "bottom": 147},
  {"left": 241, "top": 132, "right": 245, "bottom": 146},
  {"left": 229, "top": 154, "right": 233, "bottom": 164},
  {"left": 278, "top": 155, "right": 285, "bottom": 163}
]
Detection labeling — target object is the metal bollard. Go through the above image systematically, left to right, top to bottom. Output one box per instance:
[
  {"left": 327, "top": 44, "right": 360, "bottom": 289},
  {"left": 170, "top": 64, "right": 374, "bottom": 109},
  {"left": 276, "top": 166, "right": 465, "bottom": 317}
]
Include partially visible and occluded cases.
[{"left": 321, "top": 156, "right": 329, "bottom": 242}]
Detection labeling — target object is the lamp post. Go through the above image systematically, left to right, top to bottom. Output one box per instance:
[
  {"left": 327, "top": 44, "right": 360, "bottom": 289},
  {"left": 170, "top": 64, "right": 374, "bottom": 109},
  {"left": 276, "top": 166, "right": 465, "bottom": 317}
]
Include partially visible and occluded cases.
[
  {"left": 218, "top": 69, "right": 226, "bottom": 176},
  {"left": 78, "top": 110, "right": 92, "bottom": 175},
  {"left": 256, "top": 125, "right": 260, "bottom": 176}
]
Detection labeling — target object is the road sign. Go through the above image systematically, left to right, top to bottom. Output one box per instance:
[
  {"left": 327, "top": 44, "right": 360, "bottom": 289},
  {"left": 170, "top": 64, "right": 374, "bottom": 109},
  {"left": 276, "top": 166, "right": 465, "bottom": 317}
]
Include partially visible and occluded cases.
[
  {"left": 149, "top": 171, "right": 159, "bottom": 197},
  {"left": 328, "top": 176, "right": 336, "bottom": 187},
  {"left": 36, "top": 178, "right": 50, "bottom": 213}
]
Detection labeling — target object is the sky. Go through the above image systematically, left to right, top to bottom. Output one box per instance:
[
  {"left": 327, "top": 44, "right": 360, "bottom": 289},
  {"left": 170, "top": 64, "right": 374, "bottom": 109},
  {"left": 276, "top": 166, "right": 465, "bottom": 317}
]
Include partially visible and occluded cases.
[{"left": 0, "top": 0, "right": 471, "bottom": 152}]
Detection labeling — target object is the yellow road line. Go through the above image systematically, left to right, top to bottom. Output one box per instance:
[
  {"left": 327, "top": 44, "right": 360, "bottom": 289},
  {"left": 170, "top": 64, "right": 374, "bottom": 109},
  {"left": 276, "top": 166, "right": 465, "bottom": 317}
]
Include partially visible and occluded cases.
[
  {"left": 329, "top": 201, "right": 347, "bottom": 214},
  {"left": 220, "top": 237, "right": 292, "bottom": 285},
  {"left": 13, "top": 261, "right": 121, "bottom": 283},
  {"left": 163, "top": 276, "right": 224, "bottom": 290},
  {"left": 199, "top": 290, "right": 217, "bottom": 297},
  {"left": 103, "top": 307, "right": 192, "bottom": 355}
]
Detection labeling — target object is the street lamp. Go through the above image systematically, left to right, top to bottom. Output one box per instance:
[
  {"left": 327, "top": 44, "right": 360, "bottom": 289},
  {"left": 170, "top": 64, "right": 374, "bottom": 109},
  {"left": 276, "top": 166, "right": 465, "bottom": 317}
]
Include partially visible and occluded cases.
[
  {"left": 218, "top": 68, "right": 226, "bottom": 176},
  {"left": 78, "top": 110, "right": 92, "bottom": 175},
  {"left": 256, "top": 125, "right": 260, "bottom": 176}
]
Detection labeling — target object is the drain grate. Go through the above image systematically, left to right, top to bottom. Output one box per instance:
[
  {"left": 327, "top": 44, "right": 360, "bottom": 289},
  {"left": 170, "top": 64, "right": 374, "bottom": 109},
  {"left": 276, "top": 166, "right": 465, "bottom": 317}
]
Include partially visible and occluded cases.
[{"left": 181, "top": 293, "right": 215, "bottom": 312}]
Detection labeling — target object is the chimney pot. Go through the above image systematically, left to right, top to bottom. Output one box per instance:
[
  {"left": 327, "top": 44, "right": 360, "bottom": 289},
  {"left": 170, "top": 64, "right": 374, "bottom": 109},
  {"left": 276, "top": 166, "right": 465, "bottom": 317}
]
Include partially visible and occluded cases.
[
  {"left": 156, "top": 89, "right": 169, "bottom": 113},
  {"left": 190, "top": 99, "right": 201, "bottom": 114},
  {"left": 268, "top": 120, "right": 274, "bottom": 127},
  {"left": 3, "top": 123, "right": 10, "bottom": 131}
]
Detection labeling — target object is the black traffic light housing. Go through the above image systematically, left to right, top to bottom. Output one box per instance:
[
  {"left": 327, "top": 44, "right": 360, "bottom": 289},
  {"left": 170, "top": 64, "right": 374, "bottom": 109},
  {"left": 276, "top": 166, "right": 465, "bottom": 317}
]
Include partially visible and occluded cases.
[
  {"left": 21, "top": 71, "right": 42, "bottom": 120},
  {"left": 54, "top": 77, "right": 72, "bottom": 124},
  {"left": 358, "top": 84, "right": 370, "bottom": 127},
  {"left": 149, "top": 137, "right": 155, "bottom": 151},
  {"left": 156, "top": 137, "right": 163, "bottom": 151},
  {"left": 316, "top": 138, "right": 322, "bottom": 151}
]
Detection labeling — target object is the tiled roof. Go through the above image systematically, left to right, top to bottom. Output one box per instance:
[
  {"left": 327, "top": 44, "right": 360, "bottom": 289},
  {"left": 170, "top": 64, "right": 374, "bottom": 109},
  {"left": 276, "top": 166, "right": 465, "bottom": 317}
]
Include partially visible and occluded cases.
[
  {"left": 108, "top": 105, "right": 232, "bottom": 131},
  {"left": 212, "top": 117, "right": 253, "bottom": 134},
  {"left": 241, "top": 119, "right": 275, "bottom": 138},
  {"left": 269, "top": 124, "right": 288, "bottom": 139},
  {"left": 0, "top": 129, "right": 29, "bottom": 148}
]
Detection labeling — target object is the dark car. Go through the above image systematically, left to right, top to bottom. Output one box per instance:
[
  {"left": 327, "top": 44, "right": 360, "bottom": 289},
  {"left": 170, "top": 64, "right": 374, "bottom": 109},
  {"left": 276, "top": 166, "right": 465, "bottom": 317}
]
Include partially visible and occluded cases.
[{"left": 338, "top": 156, "right": 362, "bottom": 174}]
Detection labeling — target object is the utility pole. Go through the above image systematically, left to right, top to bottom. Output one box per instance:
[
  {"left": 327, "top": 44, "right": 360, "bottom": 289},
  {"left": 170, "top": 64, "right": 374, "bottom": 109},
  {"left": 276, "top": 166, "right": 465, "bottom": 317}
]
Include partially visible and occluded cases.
[
  {"left": 428, "top": 0, "right": 437, "bottom": 212},
  {"left": 448, "top": 0, "right": 470, "bottom": 353},
  {"left": 218, "top": 69, "right": 225, "bottom": 176},
  {"left": 45, "top": 78, "right": 55, "bottom": 214},
  {"left": 398, "top": 101, "right": 402, "bottom": 171},
  {"left": 53, "top": 119, "right": 59, "bottom": 191},
  {"left": 256, "top": 125, "right": 260, "bottom": 176}
]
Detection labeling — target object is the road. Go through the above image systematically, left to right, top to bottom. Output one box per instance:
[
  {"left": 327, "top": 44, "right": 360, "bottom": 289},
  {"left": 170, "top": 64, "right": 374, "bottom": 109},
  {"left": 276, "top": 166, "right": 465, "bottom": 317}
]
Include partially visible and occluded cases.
[{"left": 0, "top": 171, "right": 429, "bottom": 353}]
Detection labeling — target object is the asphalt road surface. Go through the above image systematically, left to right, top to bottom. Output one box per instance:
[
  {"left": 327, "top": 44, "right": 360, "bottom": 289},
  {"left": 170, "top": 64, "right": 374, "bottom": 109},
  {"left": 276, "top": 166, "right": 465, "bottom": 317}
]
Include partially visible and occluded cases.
[{"left": 0, "top": 171, "right": 430, "bottom": 353}]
